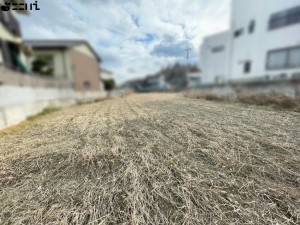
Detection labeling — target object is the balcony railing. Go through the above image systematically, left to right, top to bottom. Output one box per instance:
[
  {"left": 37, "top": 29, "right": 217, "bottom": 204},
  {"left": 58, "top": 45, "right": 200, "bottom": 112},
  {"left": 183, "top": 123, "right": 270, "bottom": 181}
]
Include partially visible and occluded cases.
[{"left": 0, "top": 66, "right": 73, "bottom": 89}]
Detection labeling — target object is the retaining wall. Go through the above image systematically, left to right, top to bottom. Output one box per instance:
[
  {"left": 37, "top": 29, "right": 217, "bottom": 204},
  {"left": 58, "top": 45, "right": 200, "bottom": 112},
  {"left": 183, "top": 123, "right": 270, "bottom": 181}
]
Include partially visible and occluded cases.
[
  {"left": 0, "top": 67, "right": 107, "bottom": 130},
  {"left": 196, "top": 79, "right": 300, "bottom": 97}
]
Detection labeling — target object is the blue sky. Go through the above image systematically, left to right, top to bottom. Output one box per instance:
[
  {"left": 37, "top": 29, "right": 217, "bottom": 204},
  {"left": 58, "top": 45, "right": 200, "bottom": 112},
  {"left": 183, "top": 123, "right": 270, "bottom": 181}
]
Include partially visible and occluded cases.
[{"left": 19, "top": 0, "right": 231, "bottom": 84}]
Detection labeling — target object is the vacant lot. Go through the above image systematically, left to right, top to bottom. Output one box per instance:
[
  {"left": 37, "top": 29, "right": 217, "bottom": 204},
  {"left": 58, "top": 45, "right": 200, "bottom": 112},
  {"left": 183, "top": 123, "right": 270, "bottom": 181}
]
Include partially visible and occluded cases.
[{"left": 1, "top": 93, "right": 300, "bottom": 224}]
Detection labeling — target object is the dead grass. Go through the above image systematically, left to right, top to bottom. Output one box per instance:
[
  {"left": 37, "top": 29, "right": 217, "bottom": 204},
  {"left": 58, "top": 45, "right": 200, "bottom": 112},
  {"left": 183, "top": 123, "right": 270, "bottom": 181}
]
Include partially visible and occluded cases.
[
  {"left": 183, "top": 91, "right": 226, "bottom": 101},
  {"left": 184, "top": 91, "right": 300, "bottom": 112},
  {"left": 237, "top": 92, "right": 300, "bottom": 110},
  {"left": 0, "top": 93, "right": 300, "bottom": 224},
  {"left": 77, "top": 97, "right": 110, "bottom": 106},
  {"left": 0, "top": 107, "right": 60, "bottom": 137},
  {"left": 27, "top": 107, "right": 60, "bottom": 121},
  {"left": 0, "top": 120, "right": 31, "bottom": 137}
]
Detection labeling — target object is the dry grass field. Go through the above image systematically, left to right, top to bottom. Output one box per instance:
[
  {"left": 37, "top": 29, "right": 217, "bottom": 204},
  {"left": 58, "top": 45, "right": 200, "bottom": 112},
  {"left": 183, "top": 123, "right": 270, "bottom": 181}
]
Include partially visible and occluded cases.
[{"left": 1, "top": 93, "right": 300, "bottom": 224}]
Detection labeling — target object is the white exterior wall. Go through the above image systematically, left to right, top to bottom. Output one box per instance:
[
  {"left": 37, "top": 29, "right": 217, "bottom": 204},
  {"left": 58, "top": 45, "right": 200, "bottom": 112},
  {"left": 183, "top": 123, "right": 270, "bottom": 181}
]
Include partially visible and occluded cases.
[
  {"left": 200, "top": 0, "right": 300, "bottom": 84},
  {"left": 230, "top": 0, "right": 300, "bottom": 81},
  {"left": 200, "top": 31, "right": 231, "bottom": 85},
  {"left": 101, "top": 70, "right": 113, "bottom": 80},
  {"left": 158, "top": 75, "right": 167, "bottom": 89}
]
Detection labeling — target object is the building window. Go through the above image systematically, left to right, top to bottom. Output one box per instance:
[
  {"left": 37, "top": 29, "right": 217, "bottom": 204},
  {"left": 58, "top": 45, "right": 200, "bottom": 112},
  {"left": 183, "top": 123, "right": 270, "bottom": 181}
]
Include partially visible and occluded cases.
[
  {"left": 269, "top": 5, "right": 300, "bottom": 30},
  {"left": 249, "top": 20, "right": 255, "bottom": 34},
  {"left": 234, "top": 28, "right": 243, "bottom": 38},
  {"left": 211, "top": 46, "right": 224, "bottom": 53},
  {"left": 267, "top": 46, "right": 300, "bottom": 70},
  {"left": 288, "top": 47, "right": 300, "bottom": 67},
  {"left": 31, "top": 55, "right": 54, "bottom": 76},
  {"left": 244, "top": 61, "right": 251, "bottom": 73},
  {"left": 83, "top": 81, "right": 91, "bottom": 90}
]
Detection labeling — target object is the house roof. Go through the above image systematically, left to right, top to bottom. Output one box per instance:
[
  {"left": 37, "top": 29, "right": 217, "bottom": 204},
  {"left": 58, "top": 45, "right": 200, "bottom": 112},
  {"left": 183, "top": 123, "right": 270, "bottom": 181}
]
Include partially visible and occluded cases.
[
  {"left": 24, "top": 39, "right": 102, "bottom": 62},
  {"left": 101, "top": 68, "right": 113, "bottom": 74}
]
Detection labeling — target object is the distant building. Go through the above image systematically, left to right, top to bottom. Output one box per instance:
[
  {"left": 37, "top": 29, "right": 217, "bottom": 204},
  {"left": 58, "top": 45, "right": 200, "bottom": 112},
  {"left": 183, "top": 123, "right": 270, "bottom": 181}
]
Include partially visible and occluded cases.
[
  {"left": 0, "top": 0, "right": 30, "bottom": 72},
  {"left": 200, "top": 0, "right": 300, "bottom": 85},
  {"left": 200, "top": 31, "right": 231, "bottom": 85},
  {"left": 25, "top": 40, "right": 103, "bottom": 92},
  {"left": 100, "top": 68, "right": 115, "bottom": 91},
  {"left": 101, "top": 68, "right": 113, "bottom": 81},
  {"left": 187, "top": 72, "right": 202, "bottom": 88},
  {"left": 141, "top": 74, "right": 169, "bottom": 92},
  {"left": 122, "top": 78, "right": 144, "bottom": 92}
]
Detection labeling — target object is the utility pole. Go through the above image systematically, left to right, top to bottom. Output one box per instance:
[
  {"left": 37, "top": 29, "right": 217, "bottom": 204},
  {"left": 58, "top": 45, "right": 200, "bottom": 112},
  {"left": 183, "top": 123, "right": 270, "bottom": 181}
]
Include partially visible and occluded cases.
[
  {"left": 185, "top": 45, "right": 192, "bottom": 89},
  {"left": 185, "top": 46, "right": 192, "bottom": 61}
]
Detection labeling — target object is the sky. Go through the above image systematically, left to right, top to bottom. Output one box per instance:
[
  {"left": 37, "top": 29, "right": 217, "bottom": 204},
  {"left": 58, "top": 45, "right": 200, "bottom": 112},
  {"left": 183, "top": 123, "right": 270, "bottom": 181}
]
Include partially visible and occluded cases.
[{"left": 19, "top": 0, "right": 231, "bottom": 84}]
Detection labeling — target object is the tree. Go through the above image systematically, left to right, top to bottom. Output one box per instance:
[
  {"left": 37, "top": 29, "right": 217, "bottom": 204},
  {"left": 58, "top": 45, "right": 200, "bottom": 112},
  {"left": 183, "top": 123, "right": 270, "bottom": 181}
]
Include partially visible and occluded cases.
[
  {"left": 32, "top": 57, "right": 54, "bottom": 76},
  {"left": 104, "top": 79, "right": 116, "bottom": 91}
]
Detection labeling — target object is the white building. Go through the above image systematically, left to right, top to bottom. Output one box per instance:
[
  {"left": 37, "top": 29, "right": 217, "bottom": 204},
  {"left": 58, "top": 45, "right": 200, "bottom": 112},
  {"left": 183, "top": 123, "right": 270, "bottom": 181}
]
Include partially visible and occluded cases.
[
  {"left": 200, "top": 0, "right": 300, "bottom": 85},
  {"left": 200, "top": 31, "right": 231, "bottom": 85},
  {"left": 100, "top": 68, "right": 114, "bottom": 91},
  {"left": 101, "top": 69, "right": 114, "bottom": 81},
  {"left": 187, "top": 72, "right": 202, "bottom": 88},
  {"left": 142, "top": 74, "right": 169, "bottom": 92}
]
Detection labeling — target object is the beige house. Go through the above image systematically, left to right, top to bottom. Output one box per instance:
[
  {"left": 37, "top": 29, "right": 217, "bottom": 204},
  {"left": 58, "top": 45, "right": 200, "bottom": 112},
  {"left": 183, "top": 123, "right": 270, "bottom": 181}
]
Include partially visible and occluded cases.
[
  {"left": 0, "top": 0, "right": 30, "bottom": 72},
  {"left": 25, "top": 40, "right": 103, "bottom": 92}
]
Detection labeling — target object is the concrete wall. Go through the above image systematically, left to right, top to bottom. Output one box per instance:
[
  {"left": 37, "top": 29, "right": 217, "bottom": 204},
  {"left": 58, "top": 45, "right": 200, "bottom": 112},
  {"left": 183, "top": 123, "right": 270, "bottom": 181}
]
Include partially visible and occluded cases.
[
  {"left": 0, "top": 66, "right": 107, "bottom": 130},
  {"left": 198, "top": 79, "right": 300, "bottom": 98},
  {"left": 0, "top": 85, "right": 76, "bottom": 129},
  {"left": 0, "top": 85, "right": 107, "bottom": 130}
]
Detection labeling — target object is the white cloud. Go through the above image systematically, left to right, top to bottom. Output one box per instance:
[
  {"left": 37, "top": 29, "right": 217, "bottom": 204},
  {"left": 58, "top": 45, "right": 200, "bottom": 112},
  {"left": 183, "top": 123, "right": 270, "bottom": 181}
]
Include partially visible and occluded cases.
[{"left": 19, "top": 0, "right": 231, "bottom": 84}]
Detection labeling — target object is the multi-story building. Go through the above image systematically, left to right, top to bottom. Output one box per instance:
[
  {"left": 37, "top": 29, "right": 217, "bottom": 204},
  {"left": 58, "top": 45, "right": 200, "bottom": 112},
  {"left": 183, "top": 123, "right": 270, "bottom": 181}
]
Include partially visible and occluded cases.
[
  {"left": 0, "top": 0, "right": 30, "bottom": 72},
  {"left": 200, "top": 0, "right": 300, "bottom": 85}
]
